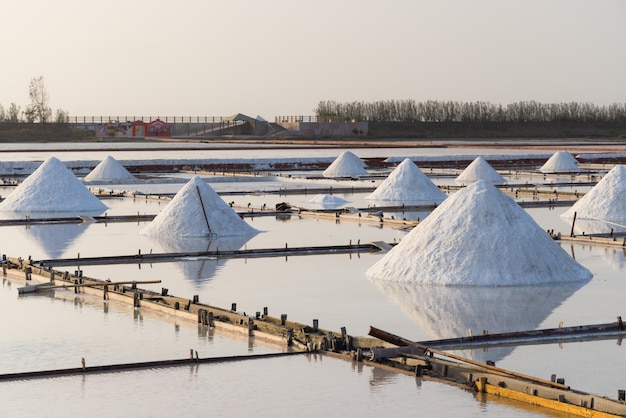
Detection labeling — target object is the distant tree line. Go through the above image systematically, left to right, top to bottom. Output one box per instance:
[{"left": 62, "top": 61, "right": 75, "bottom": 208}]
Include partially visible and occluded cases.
[
  {"left": 0, "top": 76, "right": 68, "bottom": 124},
  {"left": 314, "top": 100, "right": 626, "bottom": 123}
]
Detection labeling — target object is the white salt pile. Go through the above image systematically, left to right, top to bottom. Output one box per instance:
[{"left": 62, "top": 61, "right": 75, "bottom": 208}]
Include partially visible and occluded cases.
[
  {"left": 322, "top": 151, "right": 368, "bottom": 178},
  {"left": 540, "top": 151, "right": 579, "bottom": 173},
  {"left": 84, "top": 155, "right": 135, "bottom": 182},
  {"left": 0, "top": 156, "right": 107, "bottom": 212},
  {"left": 455, "top": 156, "right": 505, "bottom": 185},
  {"left": 366, "top": 158, "right": 447, "bottom": 204},
  {"left": 561, "top": 164, "right": 626, "bottom": 224},
  {"left": 140, "top": 176, "right": 258, "bottom": 237},
  {"left": 366, "top": 180, "right": 592, "bottom": 285},
  {"left": 308, "top": 194, "right": 348, "bottom": 206}
]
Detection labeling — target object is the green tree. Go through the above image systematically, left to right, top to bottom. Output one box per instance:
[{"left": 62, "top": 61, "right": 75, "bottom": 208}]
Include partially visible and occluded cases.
[{"left": 25, "top": 75, "right": 52, "bottom": 123}]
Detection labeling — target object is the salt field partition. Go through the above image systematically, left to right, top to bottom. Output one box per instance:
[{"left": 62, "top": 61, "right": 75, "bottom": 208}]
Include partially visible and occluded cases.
[
  {"left": 4, "top": 143, "right": 626, "bottom": 416},
  {"left": 0, "top": 350, "right": 552, "bottom": 418}
]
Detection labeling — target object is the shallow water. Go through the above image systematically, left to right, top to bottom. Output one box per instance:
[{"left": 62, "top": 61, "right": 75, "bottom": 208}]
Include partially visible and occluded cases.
[{"left": 2, "top": 144, "right": 626, "bottom": 417}]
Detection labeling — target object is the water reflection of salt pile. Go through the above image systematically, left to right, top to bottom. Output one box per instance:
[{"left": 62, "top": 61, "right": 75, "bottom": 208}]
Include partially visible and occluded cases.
[
  {"left": 322, "top": 151, "right": 368, "bottom": 178},
  {"left": 540, "top": 151, "right": 580, "bottom": 174},
  {"left": 84, "top": 155, "right": 136, "bottom": 183},
  {"left": 0, "top": 156, "right": 107, "bottom": 213},
  {"left": 455, "top": 156, "right": 506, "bottom": 185},
  {"left": 366, "top": 158, "right": 447, "bottom": 204},
  {"left": 561, "top": 165, "right": 626, "bottom": 234},
  {"left": 367, "top": 181, "right": 592, "bottom": 285},
  {"left": 307, "top": 194, "right": 349, "bottom": 209},
  {"left": 18, "top": 223, "right": 89, "bottom": 259},
  {"left": 152, "top": 235, "right": 254, "bottom": 288},
  {"left": 599, "top": 247, "right": 626, "bottom": 271},
  {"left": 371, "top": 279, "right": 586, "bottom": 362}
]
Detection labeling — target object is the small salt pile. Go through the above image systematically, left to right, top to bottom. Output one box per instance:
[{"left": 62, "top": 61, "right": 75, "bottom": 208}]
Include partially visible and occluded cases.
[
  {"left": 322, "top": 151, "right": 368, "bottom": 178},
  {"left": 540, "top": 151, "right": 579, "bottom": 173},
  {"left": 84, "top": 155, "right": 135, "bottom": 182},
  {"left": 0, "top": 156, "right": 107, "bottom": 212},
  {"left": 455, "top": 156, "right": 506, "bottom": 185},
  {"left": 366, "top": 158, "right": 447, "bottom": 204},
  {"left": 561, "top": 164, "right": 626, "bottom": 224},
  {"left": 140, "top": 176, "right": 258, "bottom": 237},
  {"left": 366, "top": 180, "right": 592, "bottom": 285},
  {"left": 308, "top": 194, "right": 348, "bottom": 207}
]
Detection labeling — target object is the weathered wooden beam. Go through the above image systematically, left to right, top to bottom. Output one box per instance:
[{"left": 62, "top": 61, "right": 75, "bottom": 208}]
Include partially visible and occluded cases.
[{"left": 368, "top": 325, "right": 570, "bottom": 390}]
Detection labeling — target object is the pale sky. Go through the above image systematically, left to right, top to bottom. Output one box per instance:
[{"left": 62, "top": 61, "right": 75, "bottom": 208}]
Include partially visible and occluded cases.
[{"left": 2, "top": 0, "right": 625, "bottom": 120}]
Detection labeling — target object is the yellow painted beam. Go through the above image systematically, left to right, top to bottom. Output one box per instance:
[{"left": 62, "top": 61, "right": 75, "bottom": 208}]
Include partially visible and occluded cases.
[{"left": 476, "top": 380, "right": 621, "bottom": 418}]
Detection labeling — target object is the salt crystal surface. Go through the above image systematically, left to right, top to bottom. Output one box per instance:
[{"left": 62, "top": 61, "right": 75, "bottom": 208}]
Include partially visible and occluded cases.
[
  {"left": 322, "top": 151, "right": 368, "bottom": 178},
  {"left": 540, "top": 151, "right": 579, "bottom": 173},
  {"left": 84, "top": 155, "right": 135, "bottom": 182},
  {"left": 0, "top": 156, "right": 107, "bottom": 212},
  {"left": 455, "top": 156, "right": 505, "bottom": 185},
  {"left": 366, "top": 158, "right": 447, "bottom": 203},
  {"left": 561, "top": 164, "right": 626, "bottom": 224},
  {"left": 140, "top": 176, "right": 258, "bottom": 237},
  {"left": 366, "top": 180, "right": 592, "bottom": 285}
]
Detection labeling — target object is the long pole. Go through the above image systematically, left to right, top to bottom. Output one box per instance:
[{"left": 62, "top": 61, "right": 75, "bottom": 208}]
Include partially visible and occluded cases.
[{"left": 196, "top": 185, "right": 212, "bottom": 235}]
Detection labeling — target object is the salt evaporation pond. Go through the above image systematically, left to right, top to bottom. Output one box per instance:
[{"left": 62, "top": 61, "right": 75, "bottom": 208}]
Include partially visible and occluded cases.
[{"left": 2, "top": 144, "right": 626, "bottom": 417}]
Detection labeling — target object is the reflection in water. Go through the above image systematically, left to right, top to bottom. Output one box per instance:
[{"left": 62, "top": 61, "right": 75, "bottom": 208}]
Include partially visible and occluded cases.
[
  {"left": 19, "top": 223, "right": 90, "bottom": 259},
  {"left": 150, "top": 235, "right": 255, "bottom": 289},
  {"left": 600, "top": 247, "right": 626, "bottom": 270},
  {"left": 371, "top": 279, "right": 587, "bottom": 362},
  {"left": 369, "top": 365, "right": 399, "bottom": 389}
]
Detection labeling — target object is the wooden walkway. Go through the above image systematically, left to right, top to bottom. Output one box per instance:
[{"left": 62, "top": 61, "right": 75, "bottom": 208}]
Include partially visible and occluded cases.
[
  {"left": 31, "top": 243, "right": 387, "bottom": 268},
  {"left": 5, "top": 259, "right": 626, "bottom": 416}
]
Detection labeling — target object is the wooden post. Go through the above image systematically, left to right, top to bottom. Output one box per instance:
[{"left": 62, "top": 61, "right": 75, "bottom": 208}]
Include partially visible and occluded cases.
[
  {"left": 570, "top": 211, "right": 577, "bottom": 237},
  {"left": 24, "top": 267, "right": 32, "bottom": 281},
  {"left": 103, "top": 285, "right": 108, "bottom": 300},
  {"left": 133, "top": 292, "right": 140, "bottom": 308},
  {"left": 231, "top": 303, "right": 237, "bottom": 311},
  {"left": 263, "top": 307, "right": 268, "bottom": 316},
  {"left": 208, "top": 311, "right": 214, "bottom": 327},
  {"left": 281, "top": 314, "right": 287, "bottom": 325},
  {"left": 248, "top": 318, "right": 254, "bottom": 337},
  {"left": 313, "top": 319, "right": 319, "bottom": 332}
]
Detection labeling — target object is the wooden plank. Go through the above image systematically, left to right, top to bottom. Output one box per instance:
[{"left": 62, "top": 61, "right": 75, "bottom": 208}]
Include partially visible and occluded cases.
[
  {"left": 32, "top": 243, "right": 384, "bottom": 267},
  {"left": 18, "top": 280, "right": 162, "bottom": 294},
  {"left": 369, "top": 325, "right": 570, "bottom": 390},
  {"left": 475, "top": 380, "right": 620, "bottom": 418}
]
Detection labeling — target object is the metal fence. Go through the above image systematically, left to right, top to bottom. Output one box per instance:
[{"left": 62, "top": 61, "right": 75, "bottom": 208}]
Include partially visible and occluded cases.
[
  {"left": 67, "top": 116, "right": 229, "bottom": 124},
  {"left": 68, "top": 116, "right": 321, "bottom": 124}
]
